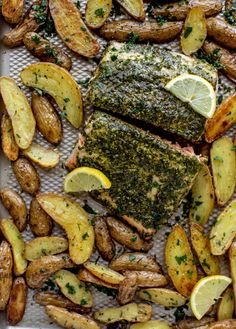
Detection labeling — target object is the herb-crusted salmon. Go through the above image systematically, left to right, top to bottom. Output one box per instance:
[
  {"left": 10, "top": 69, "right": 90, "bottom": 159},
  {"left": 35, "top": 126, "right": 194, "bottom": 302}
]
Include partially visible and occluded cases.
[
  {"left": 86, "top": 42, "right": 218, "bottom": 141},
  {"left": 71, "top": 111, "right": 201, "bottom": 237}
]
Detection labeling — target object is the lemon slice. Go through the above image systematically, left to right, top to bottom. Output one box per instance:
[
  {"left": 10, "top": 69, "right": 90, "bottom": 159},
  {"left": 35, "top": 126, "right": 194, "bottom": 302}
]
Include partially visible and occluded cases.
[
  {"left": 165, "top": 74, "right": 216, "bottom": 118},
  {"left": 64, "top": 167, "right": 111, "bottom": 192},
  {"left": 190, "top": 275, "right": 232, "bottom": 320}
]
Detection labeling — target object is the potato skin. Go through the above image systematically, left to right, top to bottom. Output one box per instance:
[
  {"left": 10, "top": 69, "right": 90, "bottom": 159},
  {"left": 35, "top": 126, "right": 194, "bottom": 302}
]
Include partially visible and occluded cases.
[
  {"left": 2, "top": 0, "right": 24, "bottom": 24},
  {"left": 207, "top": 18, "right": 236, "bottom": 50},
  {"left": 1, "top": 114, "right": 19, "bottom": 161},
  {"left": 12, "top": 158, "right": 40, "bottom": 195},
  {"left": 30, "top": 197, "right": 53, "bottom": 236},
  {"left": 94, "top": 217, "right": 115, "bottom": 261},
  {"left": 0, "top": 241, "right": 13, "bottom": 311},
  {"left": 109, "top": 253, "right": 161, "bottom": 272},
  {"left": 78, "top": 269, "right": 119, "bottom": 289},
  {"left": 122, "top": 271, "right": 168, "bottom": 288},
  {"left": 117, "top": 272, "right": 137, "bottom": 305},
  {"left": 7, "top": 277, "right": 27, "bottom": 325},
  {"left": 174, "top": 317, "right": 214, "bottom": 329},
  {"left": 208, "top": 319, "right": 236, "bottom": 328}
]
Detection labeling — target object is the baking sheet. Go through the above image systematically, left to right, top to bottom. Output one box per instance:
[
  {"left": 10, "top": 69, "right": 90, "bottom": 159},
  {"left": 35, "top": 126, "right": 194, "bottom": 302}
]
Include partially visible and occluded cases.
[{"left": 0, "top": 0, "right": 236, "bottom": 328}]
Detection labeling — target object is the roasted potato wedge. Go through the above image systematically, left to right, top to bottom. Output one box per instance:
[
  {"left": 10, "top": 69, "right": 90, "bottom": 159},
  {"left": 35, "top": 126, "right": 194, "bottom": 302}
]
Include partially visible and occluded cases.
[
  {"left": 2, "top": 0, "right": 24, "bottom": 24},
  {"left": 49, "top": 0, "right": 100, "bottom": 58},
  {"left": 85, "top": 0, "right": 112, "bottom": 29},
  {"left": 115, "top": 0, "right": 145, "bottom": 21},
  {"left": 181, "top": 7, "right": 207, "bottom": 56},
  {"left": 207, "top": 18, "right": 236, "bottom": 50},
  {"left": 99, "top": 20, "right": 183, "bottom": 43},
  {"left": 23, "top": 32, "right": 72, "bottom": 71},
  {"left": 21, "top": 63, "right": 83, "bottom": 128},
  {"left": 0, "top": 77, "right": 35, "bottom": 149},
  {"left": 31, "top": 92, "right": 62, "bottom": 145},
  {"left": 205, "top": 94, "right": 236, "bottom": 143},
  {"left": 1, "top": 114, "right": 19, "bottom": 161},
  {"left": 210, "top": 136, "right": 236, "bottom": 206},
  {"left": 22, "top": 143, "right": 60, "bottom": 169},
  {"left": 12, "top": 158, "right": 40, "bottom": 195},
  {"left": 189, "top": 163, "right": 214, "bottom": 225},
  {"left": 0, "top": 188, "right": 27, "bottom": 232},
  {"left": 37, "top": 193, "right": 94, "bottom": 264},
  {"left": 29, "top": 197, "right": 53, "bottom": 236},
  {"left": 210, "top": 200, "right": 236, "bottom": 255},
  {"left": 94, "top": 217, "right": 115, "bottom": 261},
  {"left": 106, "top": 217, "right": 152, "bottom": 252},
  {"left": 0, "top": 219, "right": 27, "bottom": 276},
  {"left": 190, "top": 223, "right": 220, "bottom": 275},
  {"left": 165, "top": 224, "right": 197, "bottom": 297},
  {"left": 25, "top": 237, "right": 68, "bottom": 261},
  {"left": 0, "top": 241, "right": 13, "bottom": 311},
  {"left": 229, "top": 242, "right": 236, "bottom": 314},
  {"left": 109, "top": 253, "right": 161, "bottom": 273},
  {"left": 25, "top": 254, "right": 74, "bottom": 289},
  {"left": 84, "top": 262, "right": 125, "bottom": 284},
  {"left": 78, "top": 268, "right": 119, "bottom": 289},
  {"left": 55, "top": 270, "right": 93, "bottom": 307},
  {"left": 117, "top": 271, "right": 137, "bottom": 305},
  {"left": 122, "top": 271, "right": 168, "bottom": 288},
  {"left": 7, "top": 277, "right": 27, "bottom": 325},
  {"left": 217, "top": 287, "right": 234, "bottom": 321},
  {"left": 138, "top": 288, "right": 187, "bottom": 307},
  {"left": 94, "top": 303, "right": 152, "bottom": 323},
  {"left": 46, "top": 305, "right": 100, "bottom": 329},
  {"left": 174, "top": 317, "right": 215, "bottom": 329},
  {"left": 208, "top": 319, "right": 236, "bottom": 328},
  {"left": 130, "top": 320, "right": 171, "bottom": 329}
]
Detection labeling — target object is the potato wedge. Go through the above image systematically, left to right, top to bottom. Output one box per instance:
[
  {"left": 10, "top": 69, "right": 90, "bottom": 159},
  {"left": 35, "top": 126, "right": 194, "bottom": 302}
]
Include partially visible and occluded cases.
[
  {"left": 2, "top": 0, "right": 24, "bottom": 24},
  {"left": 49, "top": 0, "right": 100, "bottom": 58},
  {"left": 85, "top": 0, "right": 112, "bottom": 29},
  {"left": 115, "top": 0, "right": 145, "bottom": 21},
  {"left": 181, "top": 7, "right": 207, "bottom": 56},
  {"left": 207, "top": 18, "right": 236, "bottom": 50},
  {"left": 99, "top": 20, "right": 183, "bottom": 43},
  {"left": 21, "top": 63, "right": 83, "bottom": 128},
  {"left": 0, "top": 77, "right": 35, "bottom": 149},
  {"left": 31, "top": 92, "right": 62, "bottom": 145},
  {"left": 205, "top": 94, "right": 236, "bottom": 143},
  {"left": 1, "top": 114, "right": 19, "bottom": 161},
  {"left": 210, "top": 136, "right": 236, "bottom": 206},
  {"left": 22, "top": 143, "right": 60, "bottom": 169},
  {"left": 12, "top": 158, "right": 40, "bottom": 195},
  {"left": 189, "top": 163, "right": 214, "bottom": 225},
  {"left": 0, "top": 188, "right": 27, "bottom": 232},
  {"left": 37, "top": 193, "right": 94, "bottom": 264},
  {"left": 30, "top": 197, "right": 53, "bottom": 236},
  {"left": 210, "top": 200, "right": 236, "bottom": 255},
  {"left": 94, "top": 217, "right": 115, "bottom": 261},
  {"left": 0, "top": 219, "right": 27, "bottom": 276},
  {"left": 190, "top": 223, "right": 220, "bottom": 275},
  {"left": 165, "top": 224, "right": 197, "bottom": 297},
  {"left": 25, "top": 237, "right": 68, "bottom": 261},
  {"left": 0, "top": 241, "right": 13, "bottom": 311},
  {"left": 229, "top": 242, "right": 236, "bottom": 314},
  {"left": 109, "top": 253, "right": 161, "bottom": 273},
  {"left": 25, "top": 254, "right": 74, "bottom": 289},
  {"left": 84, "top": 262, "right": 125, "bottom": 284},
  {"left": 55, "top": 269, "right": 92, "bottom": 307},
  {"left": 78, "top": 269, "right": 119, "bottom": 289},
  {"left": 117, "top": 271, "right": 137, "bottom": 305},
  {"left": 122, "top": 271, "right": 168, "bottom": 288},
  {"left": 7, "top": 277, "right": 27, "bottom": 325},
  {"left": 217, "top": 287, "right": 234, "bottom": 321},
  {"left": 138, "top": 288, "right": 187, "bottom": 307},
  {"left": 93, "top": 303, "right": 152, "bottom": 323},
  {"left": 46, "top": 305, "right": 101, "bottom": 329},
  {"left": 174, "top": 317, "right": 215, "bottom": 329},
  {"left": 208, "top": 319, "right": 236, "bottom": 328},
  {"left": 130, "top": 320, "right": 171, "bottom": 329}
]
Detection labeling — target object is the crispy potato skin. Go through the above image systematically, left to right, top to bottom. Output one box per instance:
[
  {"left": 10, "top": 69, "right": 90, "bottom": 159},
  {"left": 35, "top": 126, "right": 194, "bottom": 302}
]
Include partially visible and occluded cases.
[
  {"left": 2, "top": 0, "right": 24, "bottom": 24},
  {"left": 85, "top": 0, "right": 112, "bottom": 29},
  {"left": 207, "top": 18, "right": 236, "bottom": 50},
  {"left": 1, "top": 114, "right": 19, "bottom": 161},
  {"left": 12, "top": 158, "right": 40, "bottom": 195},
  {"left": 30, "top": 197, "right": 53, "bottom": 236},
  {"left": 94, "top": 217, "right": 115, "bottom": 261},
  {"left": 0, "top": 241, "right": 13, "bottom": 311},
  {"left": 109, "top": 253, "right": 161, "bottom": 272},
  {"left": 78, "top": 269, "right": 119, "bottom": 289},
  {"left": 122, "top": 271, "right": 168, "bottom": 288},
  {"left": 117, "top": 272, "right": 137, "bottom": 305},
  {"left": 7, "top": 277, "right": 27, "bottom": 325},
  {"left": 174, "top": 317, "right": 214, "bottom": 329},
  {"left": 208, "top": 319, "right": 236, "bottom": 328}
]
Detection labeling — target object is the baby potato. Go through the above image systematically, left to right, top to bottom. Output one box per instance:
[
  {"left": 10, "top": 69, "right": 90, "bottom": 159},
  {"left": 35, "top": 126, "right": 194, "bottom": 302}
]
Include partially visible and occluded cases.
[
  {"left": 2, "top": 0, "right": 24, "bottom": 24},
  {"left": 85, "top": 0, "right": 112, "bottom": 29},
  {"left": 115, "top": 0, "right": 145, "bottom": 21},
  {"left": 207, "top": 17, "right": 236, "bottom": 50},
  {"left": 1, "top": 114, "right": 19, "bottom": 161},
  {"left": 22, "top": 143, "right": 60, "bottom": 169},
  {"left": 30, "top": 197, "right": 53, "bottom": 236},
  {"left": 94, "top": 217, "right": 115, "bottom": 261},
  {"left": 0, "top": 241, "right": 13, "bottom": 311},
  {"left": 109, "top": 253, "right": 161, "bottom": 272},
  {"left": 84, "top": 262, "right": 125, "bottom": 284},
  {"left": 78, "top": 269, "right": 119, "bottom": 289},
  {"left": 117, "top": 271, "right": 137, "bottom": 305},
  {"left": 122, "top": 271, "right": 168, "bottom": 288},
  {"left": 7, "top": 277, "right": 27, "bottom": 325},
  {"left": 217, "top": 287, "right": 234, "bottom": 321},
  {"left": 138, "top": 288, "right": 187, "bottom": 307},
  {"left": 174, "top": 317, "right": 214, "bottom": 329}
]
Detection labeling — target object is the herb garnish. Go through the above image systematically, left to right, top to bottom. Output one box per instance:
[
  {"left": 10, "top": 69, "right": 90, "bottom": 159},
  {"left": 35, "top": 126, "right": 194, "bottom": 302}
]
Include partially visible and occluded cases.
[
  {"left": 95, "top": 8, "right": 105, "bottom": 17},
  {"left": 183, "top": 26, "right": 193, "bottom": 38},
  {"left": 127, "top": 32, "right": 139, "bottom": 44},
  {"left": 195, "top": 48, "right": 223, "bottom": 69},
  {"left": 175, "top": 254, "right": 187, "bottom": 265},
  {"left": 65, "top": 282, "right": 76, "bottom": 294}
]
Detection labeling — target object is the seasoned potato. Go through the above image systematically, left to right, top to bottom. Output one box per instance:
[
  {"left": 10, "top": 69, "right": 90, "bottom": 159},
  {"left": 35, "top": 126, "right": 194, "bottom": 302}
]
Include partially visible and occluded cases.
[
  {"left": 2, "top": 0, "right": 24, "bottom": 24},
  {"left": 49, "top": 0, "right": 100, "bottom": 58},
  {"left": 85, "top": 0, "right": 112, "bottom": 29},
  {"left": 115, "top": 0, "right": 145, "bottom": 21},
  {"left": 181, "top": 7, "right": 207, "bottom": 56},
  {"left": 207, "top": 18, "right": 236, "bottom": 50},
  {"left": 99, "top": 20, "right": 183, "bottom": 43},
  {"left": 23, "top": 32, "right": 72, "bottom": 71},
  {"left": 21, "top": 63, "right": 83, "bottom": 128},
  {"left": 0, "top": 77, "right": 35, "bottom": 149},
  {"left": 31, "top": 92, "right": 62, "bottom": 145},
  {"left": 205, "top": 94, "right": 236, "bottom": 143},
  {"left": 1, "top": 114, "right": 19, "bottom": 161},
  {"left": 210, "top": 136, "right": 236, "bottom": 206},
  {"left": 23, "top": 143, "right": 60, "bottom": 169},
  {"left": 12, "top": 158, "right": 40, "bottom": 195},
  {"left": 189, "top": 163, "right": 214, "bottom": 225},
  {"left": 0, "top": 188, "right": 27, "bottom": 232},
  {"left": 37, "top": 193, "right": 94, "bottom": 265},
  {"left": 30, "top": 197, "right": 53, "bottom": 236},
  {"left": 210, "top": 200, "right": 236, "bottom": 255},
  {"left": 94, "top": 217, "right": 115, "bottom": 261},
  {"left": 106, "top": 217, "right": 152, "bottom": 252},
  {"left": 0, "top": 219, "right": 27, "bottom": 276},
  {"left": 190, "top": 223, "right": 220, "bottom": 275},
  {"left": 25, "top": 237, "right": 68, "bottom": 261},
  {"left": 0, "top": 241, "right": 13, "bottom": 311},
  {"left": 229, "top": 242, "right": 236, "bottom": 313},
  {"left": 109, "top": 253, "right": 161, "bottom": 272},
  {"left": 25, "top": 254, "right": 74, "bottom": 289},
  {"left": 84, "top": 262, "right": 125, "bottom": 284},
  {"left": 78, "top": 268, "right": 119, "bottom": 289},
  {"left": 122, "top": 270, "right": 168, "bottom": 288},
  {"left": 117, "top": 271, "right": 137, "bottom": 305},
  {"left": 7, "top": 277, "right": 27, "bottom": 325},
  {"left": 217, "top": 287, "right": 234, "bottom": 321},
  {"left": 138, "top": 288, "right": 187, "bottom": 307},
  {"left": 94, "top": 303, "right": 152, "bottom": 323},
  {"left": 46, "top": 305, "right": 101, "bottom": 329},
  {"left": 174, "top": 317, "right": 215, "bottom": 329},
  {"left": 208, "top": 319, "right": 236, "bottom": 328},
  {"left": 130, "top": 320, "right": 171, "bottom": 329}
]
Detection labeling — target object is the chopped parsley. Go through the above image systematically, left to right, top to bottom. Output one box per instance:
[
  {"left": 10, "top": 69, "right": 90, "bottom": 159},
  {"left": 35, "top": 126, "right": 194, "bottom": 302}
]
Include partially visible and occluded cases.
[
  {"left": 33, "top": 0, "right": 48, "bottom": 24},
  {"left": 76, "top": 0, "right": 81, "bottom": 9},
  {"left": 95, "top": 8, "right": 105, "bottom": 17},
  {"left": 155, "top": 15, "right": 167, "bottom": 26},
  {"left": 80, "top": 26, "right": 86, "bottom": 31},
  {"left": 183, "top": 26, "right": 193, "bottom": 38},
  {"left": 127, "top": 32, "right": 139, "bottom": 44},
  {"left": 31, "top": 34, "right": 41, "bottom": 44},
  {"left": 44, "top": 45, "right": 57, "bottom": 58},
  {"left": 195, "top": 48, "right": 223, "bottom": 69},
  {"left": 111, "top": 55, "right": 118, "bottom": 62},
  {"left": 77, "top": 78, "right": 90, "bottom": 88},
  {"left": 34, "top": 87, "right": 45, "bottom": 96},
  {"left": 64, "top": 97, "right": 70, "bottom": 103},
  {"left": 232, "top": 145, "right": 236, "bottom": 151},
  {"left": 213, "top": 155, "right": 223, "bottom": 162},
  {"left": 82, "top": 232, "right": 89, "bottom": 240},
  {"left": 130, "top": 236, "right": 137, "bottom": 242},
  {"left": 175, "top": 254, "right": 187, "bottom": 265},
  {"left": 129, "top": 255, "right": 136, "bottom": 262},
  {"left": 202, "top": 258, "right": 211, "bottom": 270},
  {"left": 65, "top": 282, "right": 76, "bottom": 295},
  {"left": 80, "top": 298, "right": 87, "bottom": 306},
  {"left": 174, "top": 304, "right": 188, "bottom": 321}
]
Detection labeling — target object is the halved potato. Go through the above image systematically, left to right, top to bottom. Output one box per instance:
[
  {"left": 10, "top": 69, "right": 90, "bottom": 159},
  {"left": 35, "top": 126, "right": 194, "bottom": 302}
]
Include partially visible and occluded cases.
[
  {"left": 2, "top": 0, "right": 24, "bottom": 24},
  {"left": 85, "top": 0, "right": 112, "bottom": 29},
  {"left": 115, "top": 0, "right": 145, "bottom": 21},
  {"left": 20, "top": 63, "right": 83, "bottom": 129},
  {"left": 0, "top": 77, "right": 35, "bottom": 149},
  {"left": 1, "top": 114, "right": 19, "bottom": 161},
  {"left": 22, "top": 143, "right": 60, "bottom": 169},
  {"left": 37, "top": 193, "right": 94, "bottom": 265},
  {"left": 30, "top": 197, "right": 53, "bottom": 237},
  {"left": 0, "top": 241, "right": 13, "bottom": 311},
  {"left": 229, "top": 242, "right": 236, "bottom": 314},
  {"left": 84, "top": 262, "right": 125, "bottom": 284},
  {"left": 78, "top": 268, "right": 119, "bottom": 289},
  {"left": 55, "top": 269, "right": 92, "bottom": 307},
  {"left": 122, "top": 271, "right": 168, "bottom": 288},
  {"left": 7, "top": 277, "right": 27, "bottom": 325},
  {"left": 217, "top": 286, "right": 234, "bottom": 321},
  {"left": 138, "top": 288, "right": 187, "bottom": 307},
  {"left": 130, "top": 320, "right": 171, "bottom": 329}
]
